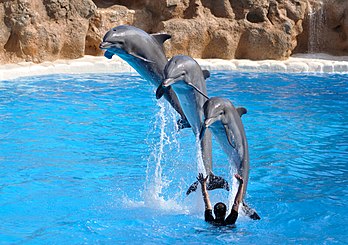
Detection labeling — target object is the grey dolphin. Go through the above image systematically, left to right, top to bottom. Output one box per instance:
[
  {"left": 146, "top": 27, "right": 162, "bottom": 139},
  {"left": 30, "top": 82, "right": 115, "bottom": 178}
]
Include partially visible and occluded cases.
[
  {"left": 99, "top": 25, "right": 189, "bottom": 129},
  {"left": 156, "top": 55, "right": 229, "bottom": 193},
  {"left": 200, "top": 97, "right": 260, "bottom": 220}
]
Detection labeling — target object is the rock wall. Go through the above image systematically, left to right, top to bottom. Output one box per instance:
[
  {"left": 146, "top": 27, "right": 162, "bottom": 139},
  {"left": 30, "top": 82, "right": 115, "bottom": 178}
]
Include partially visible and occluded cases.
[
  {"left": 0, "top": 0, "right": 347, "bottom": 64},
  {"left": 0, "top": 0, "right": 96, "bottom": 64},
  {"left": 295, "top": 0, "right": 348, "bottom": 55}
]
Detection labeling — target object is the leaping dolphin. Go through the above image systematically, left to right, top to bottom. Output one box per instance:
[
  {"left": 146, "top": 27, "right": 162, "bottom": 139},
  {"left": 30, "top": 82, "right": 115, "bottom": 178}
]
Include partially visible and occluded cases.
[
  {"left": 99, "top": 25, "right": 189, "bottom": 129},
  {"left": 156, "top": 55, "right": 229, "bottom": 194},
  {"left": 200, "top": 97, "right": 260, "bottom": 220}
]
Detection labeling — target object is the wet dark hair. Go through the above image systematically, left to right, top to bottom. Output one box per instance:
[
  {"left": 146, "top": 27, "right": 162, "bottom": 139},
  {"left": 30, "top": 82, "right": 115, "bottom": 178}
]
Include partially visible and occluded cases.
[{"left": 214, "top": 202, "right": 227, "bottom": 219}]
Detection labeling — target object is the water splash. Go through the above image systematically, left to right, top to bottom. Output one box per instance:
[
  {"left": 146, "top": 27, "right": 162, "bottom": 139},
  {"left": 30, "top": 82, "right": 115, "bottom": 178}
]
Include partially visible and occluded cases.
[
  {"left": 141, "top": 100, "right": 187, "bottom": 212},
  {"left": 195, "top": 135, "right": 207, "bottom": 176},
  {"left": 225, "top": 163, "right": 237, "bottom": 213}
]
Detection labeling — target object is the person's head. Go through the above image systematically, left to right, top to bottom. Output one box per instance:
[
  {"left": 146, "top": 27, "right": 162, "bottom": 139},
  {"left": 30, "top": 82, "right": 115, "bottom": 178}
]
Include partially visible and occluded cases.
[{"left": 214, "top": 202, "right": 227, "bottom": 220}]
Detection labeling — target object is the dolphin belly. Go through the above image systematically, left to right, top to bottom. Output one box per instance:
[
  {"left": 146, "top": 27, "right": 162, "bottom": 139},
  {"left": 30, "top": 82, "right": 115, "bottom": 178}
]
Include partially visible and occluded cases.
[
  {"left": 119, "top": 54, "right": 163, "bottom": 86},
  {"left": 171, "top": 86, "right": 202, "bottom": 134},
  {"left": 209, "top": 124, "right": 242, "bottom": 169}
]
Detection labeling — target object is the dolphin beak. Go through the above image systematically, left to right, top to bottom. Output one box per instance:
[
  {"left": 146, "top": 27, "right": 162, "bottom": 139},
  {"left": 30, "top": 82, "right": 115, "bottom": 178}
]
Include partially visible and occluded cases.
[
  {"left": 99, "top": 41, "right": 111, "bottom": 49},
  {"left": 156, "top": 78, "right": 175, "bottom": 99},
  {"left": 162, "top": 78, "right": 175, "bottom": 88},
  {"left": 204, "top": 117, "right": 218, "bottom": 128}
]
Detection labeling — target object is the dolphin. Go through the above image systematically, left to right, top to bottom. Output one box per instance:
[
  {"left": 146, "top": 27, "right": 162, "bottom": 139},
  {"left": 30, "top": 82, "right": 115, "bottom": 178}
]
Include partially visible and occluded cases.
[
  {"left": 99, "top": 25, "right": 189, "bottom": 129},
  {"left": 156, "top": 55, "right": 229, "bottom": 194},
  {"left": 200, "top": 97, "right": 260, "bottom": 220}
]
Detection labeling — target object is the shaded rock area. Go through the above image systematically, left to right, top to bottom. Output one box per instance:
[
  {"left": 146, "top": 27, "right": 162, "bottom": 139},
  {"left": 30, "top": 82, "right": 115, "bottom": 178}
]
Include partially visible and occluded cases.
[
  {"left": 0, "top": 0, "right": 347, "bottom": 64},
  {"left": 295, "top": 0, "right": 348, "bottom": 55}
]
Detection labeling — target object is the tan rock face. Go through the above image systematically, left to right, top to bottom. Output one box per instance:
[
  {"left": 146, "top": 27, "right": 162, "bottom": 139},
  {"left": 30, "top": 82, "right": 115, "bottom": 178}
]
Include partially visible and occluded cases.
[
  {"left": 0, "top": 0, "right": 346, "bottom": 64},
  {"left": 0, "top": 0, "right": 96, "bottom": 64},
  {"left": 158, "top": 0, "right": 306, "bottom": 60}
]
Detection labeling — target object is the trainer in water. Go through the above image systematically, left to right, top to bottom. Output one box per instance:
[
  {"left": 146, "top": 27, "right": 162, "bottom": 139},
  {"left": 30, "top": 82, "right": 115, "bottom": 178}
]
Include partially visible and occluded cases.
[
  {"left": 99, "top": 25, "right": 189, "bottom": 129},
  {"left": 156, "top": 55, "right": 228, "bottom": 193},
  {"left": 200, "top": 97, "right": 260, "bottom": 220},
  {"left": 197, "top": 173, "right": 244, "bottom": 226}
]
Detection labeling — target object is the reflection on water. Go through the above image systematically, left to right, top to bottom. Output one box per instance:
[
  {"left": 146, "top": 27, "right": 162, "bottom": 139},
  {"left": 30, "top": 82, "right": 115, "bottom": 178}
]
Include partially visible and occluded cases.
[{"left": 0, "top": 72, "right": 347, "bottom": 244}]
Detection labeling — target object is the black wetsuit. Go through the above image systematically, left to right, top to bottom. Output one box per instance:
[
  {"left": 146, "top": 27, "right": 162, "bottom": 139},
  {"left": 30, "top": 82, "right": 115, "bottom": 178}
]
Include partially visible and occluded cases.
[{"left": 205, "top": 209, "right": 238, "bottom": 226}]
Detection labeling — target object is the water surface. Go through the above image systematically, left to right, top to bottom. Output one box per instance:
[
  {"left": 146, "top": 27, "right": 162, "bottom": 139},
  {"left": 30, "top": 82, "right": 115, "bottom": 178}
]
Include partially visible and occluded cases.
[{"left": 0, "top": 72, "right": 347, "bottom": 244}]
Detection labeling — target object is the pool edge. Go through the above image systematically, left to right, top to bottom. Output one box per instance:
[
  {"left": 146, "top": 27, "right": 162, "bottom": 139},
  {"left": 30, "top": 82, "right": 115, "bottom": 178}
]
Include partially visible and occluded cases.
[{"left": 0, "top": 53, "right": 347, "bottom": 80}]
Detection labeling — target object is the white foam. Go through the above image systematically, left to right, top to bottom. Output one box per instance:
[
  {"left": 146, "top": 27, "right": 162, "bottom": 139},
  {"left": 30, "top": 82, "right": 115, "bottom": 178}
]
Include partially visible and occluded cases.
[{"left": 0, "top": 54, "right": 347, "bottom": 81}]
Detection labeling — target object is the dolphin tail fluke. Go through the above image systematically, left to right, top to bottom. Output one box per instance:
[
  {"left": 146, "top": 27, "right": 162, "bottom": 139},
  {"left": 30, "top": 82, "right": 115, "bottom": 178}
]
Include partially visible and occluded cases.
[
  {"left": 186, "top": 174, "right": 229, "bottom": 195},
  {"left": 206, "top": 174, "right": 230, "bottom": 191},
  {"left": 186, "top": 181, "right": 199, "bottom": 195},
  {"left": 241, "top": 201, "right": 261, "bottom": 220}
]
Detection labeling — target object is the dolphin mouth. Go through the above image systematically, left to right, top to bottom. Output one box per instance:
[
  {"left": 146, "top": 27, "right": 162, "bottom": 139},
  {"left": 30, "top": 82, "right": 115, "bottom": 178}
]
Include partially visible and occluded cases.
[
  {"left": 99, "top": 41, "right": 113, "bottom": 49},
  {"left": 156, "top": 75, "right": 183, "bottom": 99},
  {"left": 162, "top": 75, "right": 183, "bottom": 88},
  {"left": 162, "top": 78, "right": 175, "bottom": 88},
  {"left": 204, "top": 117, "right": 219, "bottom": 128}
]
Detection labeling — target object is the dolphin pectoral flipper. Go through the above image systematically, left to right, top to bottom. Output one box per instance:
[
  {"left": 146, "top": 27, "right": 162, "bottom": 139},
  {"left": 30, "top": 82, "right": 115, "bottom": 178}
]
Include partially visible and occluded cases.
[
  {"left": 151, "top": 33, "right": 171, "bottom": 45},
  {"left": 104, "top": 50, "right": 114, "bottom": 59},
  {"left": 202, "top": 70, "right": 210, "bottom": 79},
  {"left": 156, "top": 84, "right": 167, "bottom": 99},
  {"left": 236, "top": 107, "right": 247, "bottom": 117},
  {"left": 224, "top": 125, "right": 236, "bottom": 148},
  {"left": 186, "top": 174, "right": 229, "bottom": 195},
  {"left": 242, "top": 201, "right": 261, "bottom": 220}
]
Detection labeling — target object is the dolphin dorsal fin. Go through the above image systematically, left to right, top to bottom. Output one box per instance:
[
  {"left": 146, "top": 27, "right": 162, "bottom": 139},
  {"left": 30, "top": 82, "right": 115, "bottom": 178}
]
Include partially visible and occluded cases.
[
  {"left": 151, "top": 33, "right": 171, "bottom": 45},
  {"left": 202, "top": 70, "right": 210, "bottom": 79},
  {"left": 237, "top": 107, "right": 247, "bottom": 117}
]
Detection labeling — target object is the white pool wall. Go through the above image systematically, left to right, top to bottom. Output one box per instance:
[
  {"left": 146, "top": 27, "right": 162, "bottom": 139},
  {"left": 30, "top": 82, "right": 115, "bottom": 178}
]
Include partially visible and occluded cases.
[{"left": 0, "top": 53, "right": 347, "bottom": 80}]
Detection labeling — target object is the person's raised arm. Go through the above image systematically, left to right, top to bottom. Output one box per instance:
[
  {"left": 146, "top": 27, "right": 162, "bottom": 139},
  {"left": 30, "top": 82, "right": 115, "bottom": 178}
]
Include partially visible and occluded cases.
[
  {"left": 197, "top": 173, "right": 212, "bottom": 210},
  {"left": 232, "top": 174, "right": 244, "bottom": 212}
]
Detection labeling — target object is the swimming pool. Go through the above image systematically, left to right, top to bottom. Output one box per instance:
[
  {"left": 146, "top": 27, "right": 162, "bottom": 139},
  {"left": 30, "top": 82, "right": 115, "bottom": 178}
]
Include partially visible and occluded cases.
[{"left": 0, "top": 72, "right": 347, "bottom": 244}]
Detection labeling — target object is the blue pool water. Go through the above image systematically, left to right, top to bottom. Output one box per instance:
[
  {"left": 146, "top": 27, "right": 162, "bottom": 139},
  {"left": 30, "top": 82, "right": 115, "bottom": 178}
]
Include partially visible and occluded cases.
[{"left": 0, "top": 72, "right": 347, "bottom": 244}]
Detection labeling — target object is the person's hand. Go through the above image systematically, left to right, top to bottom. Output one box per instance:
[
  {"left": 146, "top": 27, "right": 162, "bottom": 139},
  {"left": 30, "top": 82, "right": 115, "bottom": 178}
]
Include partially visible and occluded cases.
[
  {"left": 197, "top": 173, "right": 208, "bottom": 185},
  {"left": 234, "top": 173, "right": 244, "bottom": 184}
]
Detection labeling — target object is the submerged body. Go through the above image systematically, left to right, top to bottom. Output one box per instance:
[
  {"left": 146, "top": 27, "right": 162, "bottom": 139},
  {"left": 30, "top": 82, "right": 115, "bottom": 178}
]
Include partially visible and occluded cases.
[
  {"left": 99, "top": 25, "right": 189, "bottom": 128},
  {"left": 157, "top": 55, "right": 228, "bottom": 192},
  {"left": 200, "top": 97, "right": 259, "bottom": 220},
  {"left": 197, "top": 173, "right": 244, "bottom": 227}
]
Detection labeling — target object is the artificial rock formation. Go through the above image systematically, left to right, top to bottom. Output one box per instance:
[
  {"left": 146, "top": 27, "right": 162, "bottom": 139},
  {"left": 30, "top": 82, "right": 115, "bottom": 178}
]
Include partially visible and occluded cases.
[
  {"left": 0, "top": 0, "right": 347, "bottom": 64},
  {"left": 0, "top": 0, "right": 96, "bottom": 64},
  {"left": 87, "top": 0, "right": 307, "bottom": 60},
  {"left": 295, "top": 0, "right": 348, "bottom": 55}
]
